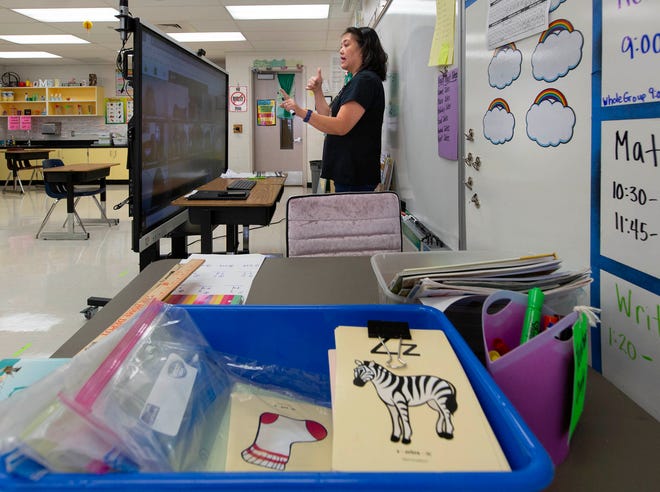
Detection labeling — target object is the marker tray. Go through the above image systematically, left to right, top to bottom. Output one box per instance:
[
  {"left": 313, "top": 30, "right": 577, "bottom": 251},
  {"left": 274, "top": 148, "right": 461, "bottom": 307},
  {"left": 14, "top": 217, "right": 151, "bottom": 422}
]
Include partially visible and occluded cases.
[{"left": 1, "top": 304, "right": 553, "bottom": 491}]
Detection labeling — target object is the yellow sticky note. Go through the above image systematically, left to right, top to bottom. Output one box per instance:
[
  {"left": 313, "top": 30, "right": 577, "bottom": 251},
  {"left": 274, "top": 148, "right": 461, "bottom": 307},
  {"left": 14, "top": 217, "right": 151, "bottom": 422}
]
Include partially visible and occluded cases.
[{"left": 429, "top": 0, "right": 456, "bottom": 66}]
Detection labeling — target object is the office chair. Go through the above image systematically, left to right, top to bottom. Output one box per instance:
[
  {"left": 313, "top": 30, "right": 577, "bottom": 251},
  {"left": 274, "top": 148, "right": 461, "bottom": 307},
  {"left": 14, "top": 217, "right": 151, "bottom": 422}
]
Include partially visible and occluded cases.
[
  {"left": 36, "top": 158, "right": 113, "bottom": 239},
  {"left": 286, "top": 191, "right": 403, "bottom": 257}
]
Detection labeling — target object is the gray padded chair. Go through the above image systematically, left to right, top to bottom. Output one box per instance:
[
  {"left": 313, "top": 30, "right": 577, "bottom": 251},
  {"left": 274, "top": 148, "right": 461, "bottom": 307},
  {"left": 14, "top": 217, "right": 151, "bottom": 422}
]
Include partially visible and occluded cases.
[{"left": 286, "top": 191, "right": 403, "bottom": 257}]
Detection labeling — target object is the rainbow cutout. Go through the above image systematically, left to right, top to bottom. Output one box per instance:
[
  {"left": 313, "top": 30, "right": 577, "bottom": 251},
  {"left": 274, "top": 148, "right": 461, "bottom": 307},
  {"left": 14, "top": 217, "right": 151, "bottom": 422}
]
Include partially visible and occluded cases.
[
  {"left": 539, "top": 19, "right": 574, "bottom": 42},
  {"left": 494, "top": 42, "right": 517, "bottom": 54},
  {"left": 534, "top": 88, "right": 568, "bottom": 107},
  {"left": 488, "top": 98, "right": 511, "bottom": 113}
]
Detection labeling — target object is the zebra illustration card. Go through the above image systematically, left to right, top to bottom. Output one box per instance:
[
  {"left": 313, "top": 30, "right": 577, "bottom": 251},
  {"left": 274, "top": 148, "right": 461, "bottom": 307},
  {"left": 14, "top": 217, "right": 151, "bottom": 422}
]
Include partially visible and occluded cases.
[
  {"left": 332, "top": 326, "right": 510, "bottom": 472},
  {"left": 207, "top": 382, "right": 333, "bottom": 472}
]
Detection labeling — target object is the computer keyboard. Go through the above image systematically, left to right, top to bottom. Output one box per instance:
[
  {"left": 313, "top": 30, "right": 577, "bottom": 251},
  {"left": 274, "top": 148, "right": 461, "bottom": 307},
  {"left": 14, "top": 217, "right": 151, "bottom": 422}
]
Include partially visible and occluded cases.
[{"left": 227, "top": 179, "right": 256, "bottom": 190}]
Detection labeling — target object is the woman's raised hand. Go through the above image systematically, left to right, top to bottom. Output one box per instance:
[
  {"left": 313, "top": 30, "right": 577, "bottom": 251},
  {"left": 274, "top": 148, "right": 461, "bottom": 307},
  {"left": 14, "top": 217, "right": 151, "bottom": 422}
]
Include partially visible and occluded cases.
[{"left": 306, "top": 67, "right": 323, "bottom": 92}]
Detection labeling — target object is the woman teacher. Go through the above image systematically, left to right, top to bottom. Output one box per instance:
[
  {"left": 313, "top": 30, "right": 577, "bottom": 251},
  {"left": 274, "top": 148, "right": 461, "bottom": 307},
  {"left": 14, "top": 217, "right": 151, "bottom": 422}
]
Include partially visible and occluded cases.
[{"left": 280, "top": 27, "right": 388, "bottom": 192}]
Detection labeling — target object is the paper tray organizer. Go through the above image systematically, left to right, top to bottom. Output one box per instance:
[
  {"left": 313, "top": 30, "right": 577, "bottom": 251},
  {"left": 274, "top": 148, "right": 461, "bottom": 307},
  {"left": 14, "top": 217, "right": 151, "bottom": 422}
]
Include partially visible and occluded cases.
[
  {"left": 482, "top": 291, "right": 579, "bottom": 465},
  {"left": 1, "top": 305, "right": 554, "bottom": 492}
]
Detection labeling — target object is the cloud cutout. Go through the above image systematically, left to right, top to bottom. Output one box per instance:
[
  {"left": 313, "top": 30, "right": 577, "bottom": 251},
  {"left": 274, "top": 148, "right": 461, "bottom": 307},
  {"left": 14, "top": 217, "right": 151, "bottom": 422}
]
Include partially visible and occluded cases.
[
  {"left": 550, "top": 0, "right": 567, "bottom": 12},
  {"left": 532, "top": 22, "right": 584, "bottom": 82},
  {"left": 488, "top": 46, "right": 522, "bottom": 89},
  {"left": 526, "top": 94, "right": 576, "bottom": 147},
  {"left": 483, "top": 104, "right": 515, "bottom": 145}
]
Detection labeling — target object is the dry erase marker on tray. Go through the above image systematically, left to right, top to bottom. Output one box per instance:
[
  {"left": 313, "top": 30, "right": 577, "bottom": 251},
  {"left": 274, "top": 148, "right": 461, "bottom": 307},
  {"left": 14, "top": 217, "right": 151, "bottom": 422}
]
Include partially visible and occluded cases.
[{"left": 520, "top": 287, "right": 544, "bottom": 345}]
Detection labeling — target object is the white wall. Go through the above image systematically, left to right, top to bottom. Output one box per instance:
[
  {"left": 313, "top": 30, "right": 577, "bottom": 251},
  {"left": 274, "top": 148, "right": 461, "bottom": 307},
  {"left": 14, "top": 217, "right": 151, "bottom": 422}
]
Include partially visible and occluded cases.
[
  {"left": 225, "top": 51, "right": 336, "bottom": 179},
  {"left": 2, "top": 64, "right": 117, "bottom": 91}
]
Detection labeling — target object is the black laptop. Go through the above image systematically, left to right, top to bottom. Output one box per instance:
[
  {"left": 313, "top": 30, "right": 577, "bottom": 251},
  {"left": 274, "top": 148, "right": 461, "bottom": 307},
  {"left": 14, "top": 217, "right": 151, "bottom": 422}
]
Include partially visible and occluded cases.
[{"left": 187, "top": 190, "right": 250, "bottom": 200}]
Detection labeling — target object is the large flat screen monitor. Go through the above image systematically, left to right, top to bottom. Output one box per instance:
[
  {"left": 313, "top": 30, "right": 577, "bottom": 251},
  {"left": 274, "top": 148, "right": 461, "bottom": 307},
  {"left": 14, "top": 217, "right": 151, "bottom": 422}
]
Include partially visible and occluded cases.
[{"left": 129, "top": 20, "right": 228, "bottom": 263}]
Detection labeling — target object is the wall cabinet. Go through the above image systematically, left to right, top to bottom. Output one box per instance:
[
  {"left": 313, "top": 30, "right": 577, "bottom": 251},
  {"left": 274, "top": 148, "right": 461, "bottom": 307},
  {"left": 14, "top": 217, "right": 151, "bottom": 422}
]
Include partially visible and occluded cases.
[{"left": 0, "top": 86, "right": 104, "bottom": 117}]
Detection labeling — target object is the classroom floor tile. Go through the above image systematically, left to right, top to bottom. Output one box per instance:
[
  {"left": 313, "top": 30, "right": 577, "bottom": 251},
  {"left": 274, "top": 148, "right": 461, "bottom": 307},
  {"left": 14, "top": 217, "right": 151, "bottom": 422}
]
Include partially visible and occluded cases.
[{"left": 0, "top": 184, "right": 305, "bottom": 358}]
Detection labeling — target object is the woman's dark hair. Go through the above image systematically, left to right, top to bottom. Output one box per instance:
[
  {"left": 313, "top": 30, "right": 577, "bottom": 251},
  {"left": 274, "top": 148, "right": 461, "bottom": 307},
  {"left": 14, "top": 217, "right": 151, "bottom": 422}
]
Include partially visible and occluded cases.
[{"left": 344, "top": 26, "right": 388, "bottom": 81}]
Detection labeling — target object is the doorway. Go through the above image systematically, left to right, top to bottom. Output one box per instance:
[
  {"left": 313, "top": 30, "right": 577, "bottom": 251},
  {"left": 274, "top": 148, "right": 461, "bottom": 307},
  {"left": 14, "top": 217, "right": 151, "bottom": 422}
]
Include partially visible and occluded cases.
[{"left": 252, "top": 71, "right": 304, "bottom": 184}]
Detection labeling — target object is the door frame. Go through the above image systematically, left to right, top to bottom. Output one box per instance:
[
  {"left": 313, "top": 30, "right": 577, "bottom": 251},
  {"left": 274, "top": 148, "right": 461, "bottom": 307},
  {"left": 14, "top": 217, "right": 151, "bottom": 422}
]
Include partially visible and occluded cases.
[{"left": 251, "top": 68, "right": 307, "bottom": 185}]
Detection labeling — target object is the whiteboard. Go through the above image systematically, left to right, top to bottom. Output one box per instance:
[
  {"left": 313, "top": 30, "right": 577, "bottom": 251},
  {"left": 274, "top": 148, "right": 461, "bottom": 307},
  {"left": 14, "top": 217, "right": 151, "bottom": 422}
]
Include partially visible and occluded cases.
[
  {"left": 376, "top": 0, "right": 460, "bottom": 249},
  {"left": 464, "top": 0, "right": 593, "bottom": 269},
  {"left": 465, "top": 0, "right": 660, "bottom": 420},
  {"left": 602, "top": 0, "right": 660, "bottom": 107},
  {"left": 600, "top": 119, "right": 660, "bottom": 277},
  {"left": 600, "top": 271, "right": 659, "bottom": 420}
]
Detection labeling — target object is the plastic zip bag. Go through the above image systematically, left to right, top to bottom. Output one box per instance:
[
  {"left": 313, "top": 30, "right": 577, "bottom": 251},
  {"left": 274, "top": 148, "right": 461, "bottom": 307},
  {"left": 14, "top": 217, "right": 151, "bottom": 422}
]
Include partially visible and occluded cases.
[{"left": 2, "top": 300, "right": 231, "bottom": 477}]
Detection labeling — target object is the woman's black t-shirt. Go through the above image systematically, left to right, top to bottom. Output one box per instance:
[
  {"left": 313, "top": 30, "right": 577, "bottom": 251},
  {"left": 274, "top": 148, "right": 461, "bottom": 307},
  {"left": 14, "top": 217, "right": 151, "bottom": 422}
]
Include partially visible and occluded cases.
[{"left": 321, "top": 70, "right": 384, "bottom": 186}]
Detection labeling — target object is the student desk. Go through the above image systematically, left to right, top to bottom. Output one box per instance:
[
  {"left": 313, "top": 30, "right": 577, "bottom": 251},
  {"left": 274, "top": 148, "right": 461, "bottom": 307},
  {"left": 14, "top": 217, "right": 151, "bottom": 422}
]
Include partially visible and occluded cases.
[
  {"left": 2, "top": 147, "right": 52, "bottom": 193},
  {"left": 41, "top": 162, "right": 119, "bottom": 239},
  {"left": 171, "top": 176, "right": 286, "bottom": 254},
  {"left": 51, "top": 256, "right": 659, "bottom": 491}
]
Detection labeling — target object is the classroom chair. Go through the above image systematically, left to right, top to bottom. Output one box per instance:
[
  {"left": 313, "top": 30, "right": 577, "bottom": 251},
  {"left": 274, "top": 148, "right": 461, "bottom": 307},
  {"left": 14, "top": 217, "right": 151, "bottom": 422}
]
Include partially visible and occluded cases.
[
  {"left": 3, "top": 152, "right": 43, "bottom": 194},
  {"left": 36, "top": 158, "right": 113, "bottom": 239},
  {"left": 286, "top": 191, "right": 403, "bottom": 257}
]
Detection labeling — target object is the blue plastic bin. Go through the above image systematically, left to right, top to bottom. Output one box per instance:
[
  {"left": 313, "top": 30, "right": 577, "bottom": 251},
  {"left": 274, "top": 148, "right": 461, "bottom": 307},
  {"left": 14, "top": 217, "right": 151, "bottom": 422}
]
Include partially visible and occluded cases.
[{"left": 0, "top": 304, "right": 553, "bottom": 491}]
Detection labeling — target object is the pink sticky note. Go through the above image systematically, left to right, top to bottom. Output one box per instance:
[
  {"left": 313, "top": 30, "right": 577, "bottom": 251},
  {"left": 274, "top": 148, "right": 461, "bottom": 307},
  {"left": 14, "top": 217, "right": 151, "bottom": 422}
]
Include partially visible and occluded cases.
[
  {"left": 7, "top": 116, "right": 19, "bottom": 130},
  {"left": 20, "top": 116, "right": 32, "bottom": 131}
]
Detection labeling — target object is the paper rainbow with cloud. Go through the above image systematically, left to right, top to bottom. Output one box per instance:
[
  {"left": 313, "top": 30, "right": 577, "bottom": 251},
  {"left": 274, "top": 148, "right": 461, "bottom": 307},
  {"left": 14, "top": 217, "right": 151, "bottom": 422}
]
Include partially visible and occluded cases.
[
  {"left": 532, "top": 19, "right": 584, "bottom": 82},
  {"left": 488, "top": 43, "right": 522, "bottom": 89},
  {"left": 526, "top": 88, "right": 576, "bottom": 147},
  {"left": 483, "top": 98, "right": 515, "bottom": 145}
]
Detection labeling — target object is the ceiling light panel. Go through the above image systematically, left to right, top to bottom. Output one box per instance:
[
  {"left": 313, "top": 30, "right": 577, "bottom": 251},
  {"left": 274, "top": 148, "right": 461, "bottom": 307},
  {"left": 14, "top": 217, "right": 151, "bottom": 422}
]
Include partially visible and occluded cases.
[
  {"left": 226, "top": 4, "right": 329, "bottom": 20},
  {"left": 12, "top": 8, "right": 120, "bottom": 23},
  {"left": 168, "top": 32, "right": 246, "bottom": 42},
  {"left": 0, "top": 35, "right": 89, "bottom": 44},
  {"left": 0, "top": 51, "right": 62, "bottom": 59}
]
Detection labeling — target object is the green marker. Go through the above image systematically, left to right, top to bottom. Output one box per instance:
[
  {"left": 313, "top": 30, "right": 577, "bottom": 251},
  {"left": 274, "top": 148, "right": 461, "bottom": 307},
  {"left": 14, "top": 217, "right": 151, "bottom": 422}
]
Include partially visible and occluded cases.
[{"left": 520, "top": 287, "right": 545, "bottom": 345}]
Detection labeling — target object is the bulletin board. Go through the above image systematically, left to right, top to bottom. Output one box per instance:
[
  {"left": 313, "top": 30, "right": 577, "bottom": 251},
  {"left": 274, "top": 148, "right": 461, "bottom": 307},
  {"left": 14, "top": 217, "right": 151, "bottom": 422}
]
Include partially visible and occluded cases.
[{"left": 464, "top": 0, "right": 659, "bottom": 419}]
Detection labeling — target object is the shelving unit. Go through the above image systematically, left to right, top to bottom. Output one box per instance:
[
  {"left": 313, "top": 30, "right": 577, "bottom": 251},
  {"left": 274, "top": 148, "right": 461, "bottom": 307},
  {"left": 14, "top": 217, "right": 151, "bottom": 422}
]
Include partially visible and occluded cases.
[
  {"left": 0, "top": 86, "right": 104, "bottom": 117},
  {"left": 47, "top": 86, "right": 103, "bottom": 116},
  {"left": 0, "top": 87, "right": 47, "bottom": 116}
]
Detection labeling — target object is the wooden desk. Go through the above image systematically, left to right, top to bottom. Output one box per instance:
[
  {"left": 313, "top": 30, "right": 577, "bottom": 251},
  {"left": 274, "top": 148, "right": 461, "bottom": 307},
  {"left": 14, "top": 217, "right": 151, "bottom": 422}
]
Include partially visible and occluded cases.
[
  {"left": 2, "top": 148, "right": 52, "bottom": 193},
  {"left": 41, "top": 162, "right": 119, "bottom": 239},
  {"left": 172, "top": 176, "right": 286, "bottom": 254},
  {"left": 52, "top": 256, "right": 659, "bottom": 491}
]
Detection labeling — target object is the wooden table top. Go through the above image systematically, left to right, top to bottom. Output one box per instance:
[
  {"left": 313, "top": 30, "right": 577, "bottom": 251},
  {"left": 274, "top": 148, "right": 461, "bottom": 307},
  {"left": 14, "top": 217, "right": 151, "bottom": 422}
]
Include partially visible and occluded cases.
[
  {"left": 2, "top": 148, "right": 53, "bottom": 156},
  {"left": 42, "top": 162, "right": 119, "bottom": 173},
  {"left": 172, "top": 176, "right": 286, "bottom": 207}
]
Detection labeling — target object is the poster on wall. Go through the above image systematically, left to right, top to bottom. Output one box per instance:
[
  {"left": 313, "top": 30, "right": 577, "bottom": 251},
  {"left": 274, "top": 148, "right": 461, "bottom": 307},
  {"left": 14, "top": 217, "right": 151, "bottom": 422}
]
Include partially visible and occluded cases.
[
  {"left": 437, "top": 69, "right": 459, "bottom": 160},
  {"left": 229, "top": 85, "right": 248, "bottom": 112},
  {"left": 105, "top": 98, "right": 126, "bottom": 124},
  {"left": 126, "top": 99, "right": 134, "bottom": 120},
  {"left": 256, "top": 99, "right": 276, "bottom": 126}
]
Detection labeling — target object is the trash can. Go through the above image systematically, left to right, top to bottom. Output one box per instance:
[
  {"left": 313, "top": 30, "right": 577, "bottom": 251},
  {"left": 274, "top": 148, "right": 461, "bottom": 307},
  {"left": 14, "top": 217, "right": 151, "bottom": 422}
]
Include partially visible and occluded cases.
[{"left": 309, "top": 160, "right": 322, "bottom": 193}]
